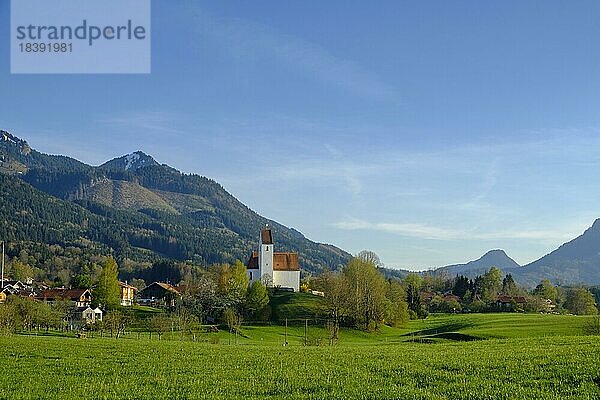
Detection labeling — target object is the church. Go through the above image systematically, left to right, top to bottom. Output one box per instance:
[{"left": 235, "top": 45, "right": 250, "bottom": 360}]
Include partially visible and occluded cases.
[{"left": 246, "top": 226, "right": 300, "bottom": 292}]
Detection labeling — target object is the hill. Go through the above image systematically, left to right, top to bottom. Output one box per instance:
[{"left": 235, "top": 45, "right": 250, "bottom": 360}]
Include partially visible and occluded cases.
[
  {"left": 0, "top": 130, "right": 351, "bottom": 279},
  {"left": 512, "top": 219, "right": 600, "bottom": 286},
  {"left": 432, "top": 249, "right": 521, "bottom": 278}
]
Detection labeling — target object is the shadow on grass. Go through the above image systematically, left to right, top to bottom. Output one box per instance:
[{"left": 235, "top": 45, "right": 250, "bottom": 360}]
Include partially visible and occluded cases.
[
  {"left": 401, "top": 320, "right": 485, "bottom": 342},
  {"left": 402, "top": 321, "right": 475, "bottom": 338},
  {"left": 404, "top": 332, "right": 483, "bottom": 343}
]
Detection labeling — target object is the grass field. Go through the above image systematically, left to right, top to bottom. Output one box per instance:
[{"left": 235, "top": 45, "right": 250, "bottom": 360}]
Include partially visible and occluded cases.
[
  {"left": 227, "top": 313, "right": 597, "bottom": 345},
  {"left": 1, "top": 314, "right": 599, "bottom": 399},
  {"left": 1, "top": 334, "right": 599, "bottom": 399}
]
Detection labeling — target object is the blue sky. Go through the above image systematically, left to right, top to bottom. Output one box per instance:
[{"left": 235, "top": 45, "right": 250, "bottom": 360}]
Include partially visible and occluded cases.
[{"left": 2, "top": 1, "right": 600, "bottom": 269}]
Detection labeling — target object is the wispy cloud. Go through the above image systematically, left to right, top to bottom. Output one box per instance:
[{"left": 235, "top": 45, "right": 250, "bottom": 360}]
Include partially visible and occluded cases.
[
  {"left": 333, "top": 218, "right": 583, "bottom": 243},
  {"left": 334, "top": 219, "right": 463, "bottom": 240}
]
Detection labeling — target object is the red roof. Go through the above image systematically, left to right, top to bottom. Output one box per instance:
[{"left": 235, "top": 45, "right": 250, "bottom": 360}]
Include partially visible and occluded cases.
[
  {"left": 261, "top": 228, "right": 273, "bottom": 245},
  {"left": 246, "top": 252, "right": 300, "bottom": 271},
  {"left": 273, "top": 253, "right": 300, "bottom": 271},
  {"left": 154, "top": 282, "right": 180, "bottom": 294},
  {"left": 37, "top": 288, "right": 90, "bottom": 301},
  {"left": 442, "top": 294, "right": 461, "bottom": 302},
  {"left": 497, "top": 295, "right": 526, "bottom": 304}
]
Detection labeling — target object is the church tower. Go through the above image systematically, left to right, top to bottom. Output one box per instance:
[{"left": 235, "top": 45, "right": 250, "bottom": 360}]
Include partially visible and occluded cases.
[{"left": 258, "top": 225, "right": 274, "bottom": 285}]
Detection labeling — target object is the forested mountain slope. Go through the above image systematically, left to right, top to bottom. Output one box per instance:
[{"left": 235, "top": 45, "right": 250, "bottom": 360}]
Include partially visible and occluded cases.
[{"left": 0, "top": 130, "right": 351, "bottom": 280}]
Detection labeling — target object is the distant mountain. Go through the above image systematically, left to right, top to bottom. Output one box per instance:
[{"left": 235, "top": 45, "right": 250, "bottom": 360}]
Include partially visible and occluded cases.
[
  {"left": 0, "top": 130, "right": 351, "bottom": 279},
  {"left": 513, "top": 220, "right": 600, "bottom": 287},
  {"left": 433, "top": 249, "right": 521, "bottom": 278},
  {"left": 380, "top": 267, "right": 413, "bottom": 280}
]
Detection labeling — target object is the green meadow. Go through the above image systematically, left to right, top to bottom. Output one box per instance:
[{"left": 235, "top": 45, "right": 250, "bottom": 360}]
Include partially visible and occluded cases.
[{"left": 1, "top": 313, "right": 599, "bottom": 399}]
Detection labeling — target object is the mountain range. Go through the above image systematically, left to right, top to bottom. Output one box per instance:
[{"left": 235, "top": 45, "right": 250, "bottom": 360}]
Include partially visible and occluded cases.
[
  {"left": 1, "top": 129, "right": 600, "bottom": 286},
  {"left": 0, "top": 130, "right": 351, "bottom": 280},
  {"left": 428, "top": 223, "right": 600, "bottom": 286}
]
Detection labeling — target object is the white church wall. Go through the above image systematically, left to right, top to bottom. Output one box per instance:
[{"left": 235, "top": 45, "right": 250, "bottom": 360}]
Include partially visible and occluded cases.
[
  {"left": 247, "top": 269, "right": 259, "bottom": 283},
  {"left": 273, "top": 271, "right": 300, "bottom": 292}
]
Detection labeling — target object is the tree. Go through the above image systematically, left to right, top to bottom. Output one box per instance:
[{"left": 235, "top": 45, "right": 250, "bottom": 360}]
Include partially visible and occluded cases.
[
  {"left": 356, "top": 250, "right": 383, "bottom": 268},
  {"left": 93, "top": 257, "right": 121, "bottom": 310},
  {"left": 343, "top": 257, "right": 387, "bottom": 330},
  {"left": 9, "top": 258, "right": 34, "bottom": 281},
  {"left": 229, "top": 260, "right": 250, "bottom": 303},
  {"left": 211, "top": 261, "right": 249, "bottom": 310},
  {"left": 480, "top": 267, "right": 503, "bottom": 303},
  {"left": 312, "top": 270, "right": 348, "bottom": 341},
  {"left": 403, "top": 273, "right": 425, "bottom": 318},
  {"left": 423, "top": 273, "right": 448, "bottom": 293},
  {"left": 71, "top": 274, "right": 93, "bottom": 289},
  {"left": 502, "top": 274, "right": 519, "bottom": 296},
  {"left": 453, "top": 276, "right": 471, "bottom": 298},
  {"left": 130, "top": 278, "right": 146, "bottom": 292},
  {"left": 384, "top": 280, "right": 409, "bottom": 327},
  {"left": 533, "top": 280, "right": 558, "bottom": 302},
  {"left": 245, "top": 281, "right": 269, "bottom": 317},
  {"left": 565, "top": 288, "right": 597, "bottom": 315},
  {"left": 524, "top": 295, "right": 548, "bottom": 313},
  {"left": 9, "top": 297, "right": 37, "bottom": 331},
  {"left": 52, "top": 298, "right": 75, "bottom": 329},
  {"left": 440, "top": 298, "right": 462, "bottom": 313},
  {"left": 34, "top": 302, "right": 61, "bottom": 333},
  {"left": 0, "top": 303, "right": 19, "bottom": 334},
  {"left": 173, "top": 307, "right": 200, "bottom": 339},
  {"left": 223, "top": 307, "right": 243, "bottom": 344},
  {"left": 104, "top": 310, "right": 128, "bottom": 338},
  {"left": 149, "top": 314, "right": 171, "bottom": 340},
  {"left": 584, "top": 315, "right": 600, "bottom": 335}
]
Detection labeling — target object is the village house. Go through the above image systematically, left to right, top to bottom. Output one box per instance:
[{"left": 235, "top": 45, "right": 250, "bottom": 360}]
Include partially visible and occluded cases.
[
  {"left": 246, "top": 226, "right": 301, "bottom": 292},
  {"left": 0, "top": 279, "right": 38, "bottom": 302},
  {"left": 2, "top": 280, "right": 27, "bottom": 291},
  {"left": 119, "top": 281, "right": 136, "bottom": 306},
  {"left": 138, "top": 282, "right": 181, "bottom": 307},
  {"left": 36, "top": 288, "right": 92, "bottom": 307},
  {"left": 442, "top": 294, "right": 462, "bottom": 303},
  {"left": 496, "top": 295, "right": 526, "bottom": 310},
  {"left": 543, "top": 298, "right": 557, "bottom": 313},
  {"left": 78, "top": 307, "right": 103, "bottom": 324}
]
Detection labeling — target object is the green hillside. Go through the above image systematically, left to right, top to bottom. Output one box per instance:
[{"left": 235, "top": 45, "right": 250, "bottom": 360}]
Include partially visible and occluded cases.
[{"left": 85, "top": 179, "right": 178, "bottom": 213}]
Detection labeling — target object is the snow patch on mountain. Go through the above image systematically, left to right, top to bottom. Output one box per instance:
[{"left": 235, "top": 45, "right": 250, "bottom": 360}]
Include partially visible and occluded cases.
[{"left": 124, "top": 152, "right": 141, "bottom": 170}]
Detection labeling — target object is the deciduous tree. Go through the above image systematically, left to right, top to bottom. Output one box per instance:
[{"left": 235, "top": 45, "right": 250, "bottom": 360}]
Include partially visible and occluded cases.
[
  {"left": 93, "top": 257, "right": 120, "bottom": 310},
  {"left": 344, "top": 257, "right": 387, "bottom": 330},
  {"left": 245, "top": 280, "right": 269, "bottom": 317},
  {"left": 533, "top": 280, "right": 558, "bottom": 302},
  {"left": 565, "top": 288, "right": 597, "bottom": 315}
]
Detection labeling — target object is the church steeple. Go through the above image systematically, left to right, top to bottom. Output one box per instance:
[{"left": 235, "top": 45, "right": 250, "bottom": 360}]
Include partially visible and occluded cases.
[{"left": 258, "top": 224, "right": 274, "bottom": 285}]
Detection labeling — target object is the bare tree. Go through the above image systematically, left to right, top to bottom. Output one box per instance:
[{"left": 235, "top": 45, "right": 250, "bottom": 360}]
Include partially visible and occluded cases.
[
  {"left": 356, "top": 250, "right": 383, "bottom": 268},
  {"left": 149, "top": 314, "right": 171, "bottom": 340}
]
